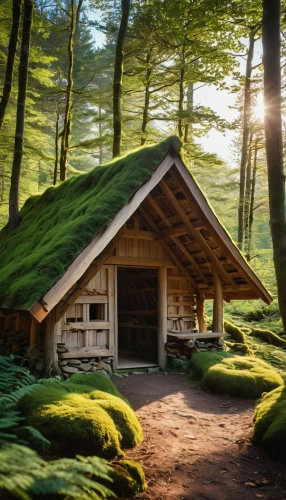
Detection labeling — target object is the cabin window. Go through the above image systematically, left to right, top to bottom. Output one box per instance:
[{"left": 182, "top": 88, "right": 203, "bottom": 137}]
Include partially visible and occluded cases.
[
  {"left": 89, "top": 303, "right": 105, "bottom": 321},
  {"left": 66, "top": 304, "right": 83, "bottom": 322}
]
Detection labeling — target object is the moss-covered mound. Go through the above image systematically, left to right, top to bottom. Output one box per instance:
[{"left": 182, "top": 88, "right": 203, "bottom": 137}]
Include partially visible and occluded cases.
[
  {"left": 0, "top": 136, "right": 181, "bottom": 310},
  {"left": 224, "top": 321, "right": 245, "bottom": 343},
  {"left": 250, "top": 328, "right": 286, "bottom": 348},
  {"left": 225, "top": 342, "right": 254, "bottom": 356},
  {"left": 189, "top": 352, "right": 283, "bottom": 398},
  {"left": 68, "top": 372, "right": 129, "bottom": 403},
  {"left": 18, "top": 383, "right": 143, "bottom": 457},
  {"left": 253, "top": 386, "right": 286, "bottom": 461},
  {"left": 110, "top": 460, "right": 147, "bottom": 497}
]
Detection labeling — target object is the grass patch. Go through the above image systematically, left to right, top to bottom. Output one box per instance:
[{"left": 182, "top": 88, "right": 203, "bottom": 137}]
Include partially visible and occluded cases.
[
  {"left": 189, "top": 352, "right": 283, "bottom": 398},
  {"left": 253, "top": 386, "right": 286, "bottom": 461}
]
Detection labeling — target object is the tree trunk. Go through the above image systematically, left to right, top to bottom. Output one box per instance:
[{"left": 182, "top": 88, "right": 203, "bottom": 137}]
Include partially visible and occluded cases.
[
  {"left": 0, "top": 0, "right": 22, "bottom": 131},
  {"left": 9, "top": 0, "right": 33, "bottom": 231},
  {"left": 59, "top": 0, "right": 76, "bottom": 182},
  {"left": 112, "top": 0, "right": 130, "bottom": 158},
  {"left": 262, "top": 0, "right": 286, "bottom": 331},
  {"left": 238, "top": 28, "right": 256, "bottom": 249},
  {"left": 141, "top": 49, "right": 152, "bottom": 146},
  {"left": 178, "top": 51, "right": 185, "bottom": 142},
  {"left": 53, "top": 94, "right": 59, "bottom": 185},
  {"left": 243, "top": 132, "right": 253, "bottom": 248},
  {"left": 246, "top": 138, "right": 258, "bottom": 261}
]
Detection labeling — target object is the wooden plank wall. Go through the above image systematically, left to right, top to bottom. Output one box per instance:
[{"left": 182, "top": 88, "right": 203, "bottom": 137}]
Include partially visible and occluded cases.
[
  {"left": 115, "top": 237, "right": 170, "bottom": 260},
  {"left": 58, "top": 265, "right": 114, "bottom": 356},
  {"left": 167, "top": 268, "right": 196, "bottom": 332}
]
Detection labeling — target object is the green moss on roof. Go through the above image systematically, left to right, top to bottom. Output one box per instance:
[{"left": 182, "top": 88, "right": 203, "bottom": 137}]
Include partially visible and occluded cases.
[{"left": 0, "top": 136, "right": 181, "bottom": 310}]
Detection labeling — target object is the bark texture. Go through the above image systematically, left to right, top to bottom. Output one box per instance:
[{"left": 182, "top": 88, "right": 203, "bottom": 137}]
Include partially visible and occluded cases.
[
  {"left": 0, "top": 0, "right": 22, "bottom": 131},
  {"left": 9, "top": 0, "right": 33, "bottom": 230},
  {"left": 59, "top": 0, "right": 75, "bottom": 181},
  {"left": 112, "top": 0, "right": 130, "bottom": 158},
  {"left": 262, "top": 0, "right": 286, "bottom": 331},
  {"left": 238, "top": 29, "right": 256, "bottom": 249},
  {"left": 141, "top": 49, "right": 152, "bottom": 145}
]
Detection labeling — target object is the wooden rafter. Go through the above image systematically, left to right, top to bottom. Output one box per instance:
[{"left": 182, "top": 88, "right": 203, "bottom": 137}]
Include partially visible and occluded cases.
[
  {"left": 159, "top": 178, "right": 239, "bottom": 290},
  {"left": 138, "top": 205, "right": 199, "bottom": 292}
]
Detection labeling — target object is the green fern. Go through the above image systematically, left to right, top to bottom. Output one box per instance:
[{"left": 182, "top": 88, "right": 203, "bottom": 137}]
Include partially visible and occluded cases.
[{"left": 0, "top": 443, "right": 115, "bottom": 499}]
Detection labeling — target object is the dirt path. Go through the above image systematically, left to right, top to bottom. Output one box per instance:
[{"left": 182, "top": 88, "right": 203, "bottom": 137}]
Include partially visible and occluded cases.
[{"left": 113, "top": 372, "right": 286, "bottom": 500}]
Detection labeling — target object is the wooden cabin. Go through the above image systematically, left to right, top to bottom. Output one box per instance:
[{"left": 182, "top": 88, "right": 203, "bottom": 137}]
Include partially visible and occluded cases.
[{"left": 0, "top": 137, "right": 271, "bottom": 375}]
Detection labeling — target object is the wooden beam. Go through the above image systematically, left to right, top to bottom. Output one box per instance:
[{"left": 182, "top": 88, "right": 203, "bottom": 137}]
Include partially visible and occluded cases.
[
  {"left": 170, "top": 162, "right": 272, "bottom": 304},
  {"left": 159, "top": 179, "right": 238, "bottom": 289},
  {"left": 139, "top": 205, "right": 199, "bottom": 292},
  {"left": 156, "top": 225, "right": 189, "bottom": 240},
  {"left": 56, "top": 226, "right": 126, "bottom": 321},
  {"left": 124, "top": 229, "right": 156, "bottom": 240},
  {"left": 171, "top": 235, "right": 213, "bottom": 292},
  {"left": 105, "top": 256, "right": 174, "bottom": 267},
  {"left": 158, "top": 266, "right": 168, "bottom": 369},
  {"left": 213, "top": 273, "right": 224, "bottom": 332},
  {"left": 196, "top": 293, "right": 207, "bottom": 333},
  {"left": 44, "top": 309, "right": 62, "bottom": 377},
  {"left": 29, "top": 317, "right": 40, "bottom": 361},
  {"left": 62, "top": 321, "right": 110, "bottom": 330},
  {"left": 59, "top": 348, "right": 113, "bottom": 359}
]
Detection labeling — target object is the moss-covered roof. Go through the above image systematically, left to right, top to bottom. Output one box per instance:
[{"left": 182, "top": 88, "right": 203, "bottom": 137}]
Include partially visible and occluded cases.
[{"left": 0, "top": 136, "right": 180, "bottom": 310}]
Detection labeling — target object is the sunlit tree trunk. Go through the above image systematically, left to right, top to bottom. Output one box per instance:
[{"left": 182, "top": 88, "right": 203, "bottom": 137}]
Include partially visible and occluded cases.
[
  {"left": 0, "top": 0, "right": 22, "bottom": 131},
  {"left": 9, "top": 0, "right": 33, "bottom": 230},
  {"left": 59, "top": 0, "right": 76, "bottom": 182},
  {"left": 112, "top": 0, "right": 130, "bottom": 158},
  {"left": 262, "top": 0, "right": 286, "bottom": 331},
  {"left": 238, "top": 28, "right": 256, "bottom": 249},
  {"left": 141, "top": 49, "right": 152, "bottom": 145},
  {"left": 178, "top": 49, "right": 185, "bottom": 142},
  {"left": 53, "top": 94, "right": 59, "bottom": 185},
  {"left": 243, "top": 131, "right": 253, "bottom": 249},
  {"left": 246, "top": 138, "right": 258, "bottom": 261}
]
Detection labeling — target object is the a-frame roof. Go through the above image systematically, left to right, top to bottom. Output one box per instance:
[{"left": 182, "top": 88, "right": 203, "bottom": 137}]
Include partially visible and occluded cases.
[{"left": 0, "top": 136, "right": 271, "bottom": 319}]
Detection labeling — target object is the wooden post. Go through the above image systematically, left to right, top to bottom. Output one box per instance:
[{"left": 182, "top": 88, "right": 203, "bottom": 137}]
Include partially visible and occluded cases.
[
  {"left": 158, "top": 266, "right": 168, "bottom": 369},
  {"left": 213, "top": 272, "right": 224, "bottom": 332},
  {"left": 196, "top": 294, "right": 207, "bottom": 332},
  {"left": 44, "top": 308, "right": 62, "bottom": 377},
  {"left": 29, "top": 316, "right": 40, "bottom": 361}
]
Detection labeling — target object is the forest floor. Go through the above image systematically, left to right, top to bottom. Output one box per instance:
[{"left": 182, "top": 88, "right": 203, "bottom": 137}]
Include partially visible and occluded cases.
[{"left": 113, "top": 372, "right": 286, "bottom": 500}]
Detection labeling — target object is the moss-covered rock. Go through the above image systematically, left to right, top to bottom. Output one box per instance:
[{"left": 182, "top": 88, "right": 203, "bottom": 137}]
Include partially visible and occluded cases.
[
  {"left": 224, "top": 321, "right": 245, "bottom": 343},
  {"left": 250, "top": 328, "right": 286, "bottom": 348},
  {"left": 226, "top": 342, "right": 254, "bottom": 356},
  {"left": 189, "top": 352, "right": 283, "bottom": 398},
  {"left": 68, "top": 372, "right": 129, "bottom": 404},
  {"left": 18, "top": 382, "right": 143, "bottom": 457},
  {"left": 253, "top": 386, "right": 286, "bottom": 461},
  {"left": 19, "top": 388, "right": 123, "bottom": 458},
  {"left": 80, "top": 390, "right": 143, "bottom": 447},
  {"left": 110, "top": 460, "right": 147, "bottom": 497}
]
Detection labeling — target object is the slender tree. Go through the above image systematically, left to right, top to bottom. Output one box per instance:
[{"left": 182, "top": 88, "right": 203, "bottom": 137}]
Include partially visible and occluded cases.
[
  {"left": 0, "top": 0, "right": 22, "bottom": 131},
  {"left": 9, "top": 0, "right": 33, "bottom": 230},
  {"left": 59, "top": 0, "right": 76, "bottom": 181},
  {"left": 112, "top": 0, "right": 130, "bottom": 158},
  {"left": 262, "top": 0, "right": 286, "bottom": 330},
  {"left": 238, "top": 25, "right": 260, "bottom": 249}
]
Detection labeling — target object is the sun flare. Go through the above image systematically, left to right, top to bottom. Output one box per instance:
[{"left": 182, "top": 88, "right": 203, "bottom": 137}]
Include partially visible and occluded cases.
[{"left": 253, "top": 94, "right": 265, "bottom": 121}]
